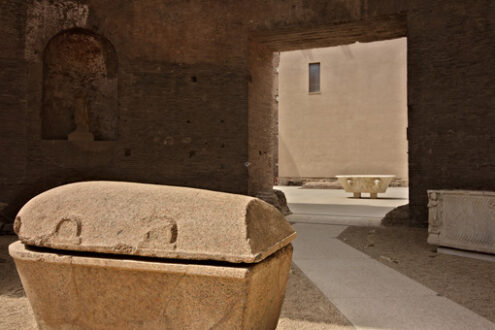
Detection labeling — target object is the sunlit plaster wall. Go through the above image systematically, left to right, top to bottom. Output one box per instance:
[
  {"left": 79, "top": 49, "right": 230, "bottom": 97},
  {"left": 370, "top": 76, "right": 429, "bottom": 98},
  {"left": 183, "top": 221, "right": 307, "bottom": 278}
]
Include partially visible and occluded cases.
[{"left": 278, "top": 38, "right": 408, "bottom": 182}]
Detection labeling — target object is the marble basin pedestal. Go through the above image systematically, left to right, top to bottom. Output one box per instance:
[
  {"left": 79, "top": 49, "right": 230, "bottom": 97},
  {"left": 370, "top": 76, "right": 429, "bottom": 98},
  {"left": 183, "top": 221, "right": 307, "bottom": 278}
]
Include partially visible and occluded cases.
[
  {"left": 336, "top": 175, "right": 395, "bottom": 199},
  {"left": 10, "top": 181, "right": 296, "bottom": 330}
]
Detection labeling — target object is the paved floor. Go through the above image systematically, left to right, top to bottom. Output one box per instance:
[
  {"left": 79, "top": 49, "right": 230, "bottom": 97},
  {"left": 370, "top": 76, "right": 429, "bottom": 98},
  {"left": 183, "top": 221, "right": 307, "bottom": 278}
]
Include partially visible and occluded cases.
[
  {"left": 277, "top": 186, "right": 495, "bottom": 330},
  {"left": 279, "top": 186, "right": 408, "bottom": 226}
]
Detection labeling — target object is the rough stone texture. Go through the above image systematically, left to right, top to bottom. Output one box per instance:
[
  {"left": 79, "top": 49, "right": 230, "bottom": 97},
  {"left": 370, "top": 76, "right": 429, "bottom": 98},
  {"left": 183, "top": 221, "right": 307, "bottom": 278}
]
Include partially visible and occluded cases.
[
  {"left": 0, "top": 1, "right": 494, "bottom": 226},
  {"left": 0, "top": 1, "right": 28, "bottom": 224},
  {"left": 406, "top": 1, "right": 495, "bottom": 225},
  {"left": 42, "top": 29, "right": 118, "bottom": 141},
  {"left": 248, "top": 40, "right": 280, "bottom": 196},
  {"left": 15, "top": 181, "right": 296, "bottom": 263},
  {"left": 256, "top": 189, "right": 292, "bottom": 216},
  {"left": 273, "top": 189, "right": 292, "bottom": 216},
  {"left": 427, "top": 190, "right": 495, "bottom": 255},
  {"left": 1, "top": 235, "right": 351, "bottom": 330},
  {"left": 10, "top": 241, "right": 293, "bottom": 330}
]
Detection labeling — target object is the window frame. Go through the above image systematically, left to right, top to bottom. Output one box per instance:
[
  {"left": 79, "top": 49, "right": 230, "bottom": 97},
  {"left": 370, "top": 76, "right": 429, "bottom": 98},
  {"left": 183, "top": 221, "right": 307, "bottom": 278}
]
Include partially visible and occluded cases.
[{"left": 308, "top": 62, "right": 321, "bottom": 94}]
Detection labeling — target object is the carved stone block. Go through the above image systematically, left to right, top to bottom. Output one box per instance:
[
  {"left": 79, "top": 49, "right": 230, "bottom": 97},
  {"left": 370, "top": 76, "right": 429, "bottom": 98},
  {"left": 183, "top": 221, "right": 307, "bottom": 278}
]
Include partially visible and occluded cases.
[
  {"left": 10, "top": 181, "right": 296, "bottom": 329},
  {"left": 427, "top": 190, "right": 495, "bottom": 255},
  {"left": 10, "top": 242, "right": 293, "bottom": 329}
]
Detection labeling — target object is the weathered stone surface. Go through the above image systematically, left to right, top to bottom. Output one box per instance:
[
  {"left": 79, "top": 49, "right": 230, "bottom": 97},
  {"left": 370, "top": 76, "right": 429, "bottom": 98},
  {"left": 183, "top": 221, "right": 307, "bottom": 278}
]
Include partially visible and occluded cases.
[
  {"left": 2, "top": 1, "right": 495, "bottom": 227},
  {"left": 42, "top": 29, "right": 118, "bottom": 141},
  {"left": 15, "top": 181, "right": 296, "bottom": 263},
  {"left": 256, "top": 189, "right": 292, "bottom": 216},
  {"left": 273, "top": 189, "right": 292, "bottom": 216},
  {"left": 427, "top": 190, "right": 495, "bottom": 255},
  {"left": 10, "top": 241, "right": 293, "bottom": 330}
]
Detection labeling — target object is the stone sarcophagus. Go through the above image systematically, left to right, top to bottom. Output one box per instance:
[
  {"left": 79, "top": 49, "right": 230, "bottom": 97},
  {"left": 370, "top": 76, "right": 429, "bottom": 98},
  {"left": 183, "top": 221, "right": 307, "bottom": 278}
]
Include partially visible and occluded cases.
[
  {"left": 10, "top": 181, "right": 296, "bottom": 329},
  {"left": 427, "top": 190, "right": 495, "bottom": 255}
]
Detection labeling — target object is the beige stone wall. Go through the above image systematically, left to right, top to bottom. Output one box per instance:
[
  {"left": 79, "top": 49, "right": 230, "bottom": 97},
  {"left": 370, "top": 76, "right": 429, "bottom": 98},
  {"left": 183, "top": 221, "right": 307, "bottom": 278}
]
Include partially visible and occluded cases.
[{"left": 278, "top": 38, "right": 408, "bottom": 182}]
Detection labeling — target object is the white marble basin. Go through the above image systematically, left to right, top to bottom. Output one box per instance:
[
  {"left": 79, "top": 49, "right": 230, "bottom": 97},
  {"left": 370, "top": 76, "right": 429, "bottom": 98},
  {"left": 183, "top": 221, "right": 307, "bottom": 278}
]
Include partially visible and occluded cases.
[{"left": 336, "top": 175, "right": 395, "bottom": 199}]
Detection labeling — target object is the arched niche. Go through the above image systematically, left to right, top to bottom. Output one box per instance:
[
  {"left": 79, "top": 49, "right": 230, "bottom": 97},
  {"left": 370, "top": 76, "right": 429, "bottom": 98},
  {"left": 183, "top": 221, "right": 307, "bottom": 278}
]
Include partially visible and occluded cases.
[{"left": 41, "top": 29, "right": 118, "bottom": 141}]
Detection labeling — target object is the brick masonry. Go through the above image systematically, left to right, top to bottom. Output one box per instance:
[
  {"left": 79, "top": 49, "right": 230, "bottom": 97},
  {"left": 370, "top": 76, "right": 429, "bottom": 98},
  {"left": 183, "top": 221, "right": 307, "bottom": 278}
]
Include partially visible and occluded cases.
[{"left": 0, "top": 0, "right": 494, "bottom": 226}]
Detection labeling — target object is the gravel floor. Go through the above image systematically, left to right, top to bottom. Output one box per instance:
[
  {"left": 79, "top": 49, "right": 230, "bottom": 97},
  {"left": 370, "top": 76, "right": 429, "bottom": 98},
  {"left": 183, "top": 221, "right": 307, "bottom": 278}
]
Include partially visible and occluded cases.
[{"left": 338, "top": 226, "right": 495, "bottom": 323}]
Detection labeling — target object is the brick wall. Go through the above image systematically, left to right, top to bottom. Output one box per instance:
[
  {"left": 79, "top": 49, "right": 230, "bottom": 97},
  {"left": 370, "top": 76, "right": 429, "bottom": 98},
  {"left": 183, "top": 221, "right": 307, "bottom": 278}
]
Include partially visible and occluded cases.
[
  {"left": 1, "top": 0, "right": 494, "bottom": 226},
  {"left": 0, "top": 1, "right": 28, "bottom": 221},
  {"left": 406, "top": 1, "right": 495, "bottom": 224},
  {"left": 248, "top": 40, "right": 279, "bottom": 195}
]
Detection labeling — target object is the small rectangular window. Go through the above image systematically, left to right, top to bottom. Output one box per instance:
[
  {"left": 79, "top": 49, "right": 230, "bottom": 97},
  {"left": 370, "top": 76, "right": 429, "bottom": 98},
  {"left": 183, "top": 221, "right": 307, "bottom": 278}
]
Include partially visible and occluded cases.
[{"left": 309, "top": 63, "right": 320, "bottom": 93}]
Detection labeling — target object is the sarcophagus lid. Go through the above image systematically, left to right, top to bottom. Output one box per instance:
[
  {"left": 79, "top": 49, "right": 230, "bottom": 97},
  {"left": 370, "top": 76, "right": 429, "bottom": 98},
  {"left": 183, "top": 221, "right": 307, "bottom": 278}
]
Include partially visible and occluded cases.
[{"left": 14, "top": 181, "right": 296, "bottom": 263}]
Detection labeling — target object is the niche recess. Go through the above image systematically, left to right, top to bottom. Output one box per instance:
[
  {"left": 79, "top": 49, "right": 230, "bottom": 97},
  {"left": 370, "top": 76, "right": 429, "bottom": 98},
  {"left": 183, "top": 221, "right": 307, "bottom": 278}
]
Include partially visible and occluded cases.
[{"left": 42, "top": 29, "right": 118, "bottom": 141}]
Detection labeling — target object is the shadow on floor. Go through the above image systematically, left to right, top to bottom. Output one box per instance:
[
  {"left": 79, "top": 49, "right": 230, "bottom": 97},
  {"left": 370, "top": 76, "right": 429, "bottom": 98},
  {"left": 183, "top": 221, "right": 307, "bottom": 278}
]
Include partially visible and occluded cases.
[
  {"left": 338, "top": 226, "right": 495, "bottom": 323},
  {"left": 0, "top": 236, "right": 24, "bottom": 297},
  {"left": 0, "top": 236, "right": 36, "bottom": 330},
  {"left": 279, "top": 263, "right": 353, "bottom": 328}
]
